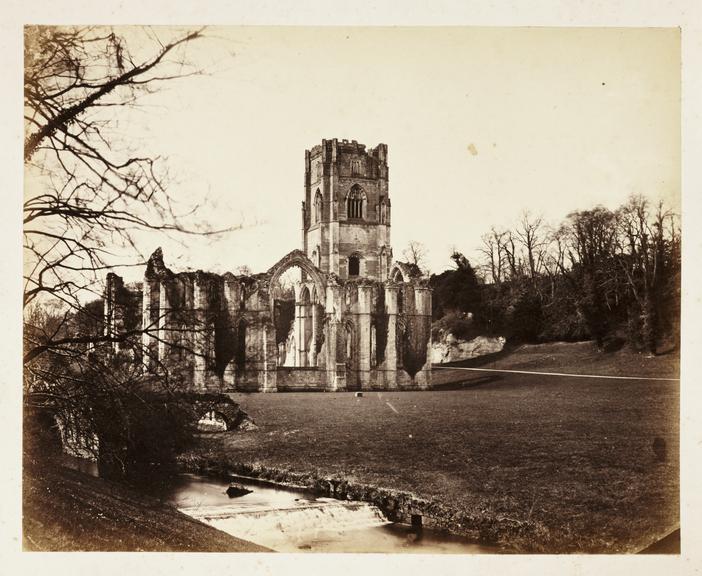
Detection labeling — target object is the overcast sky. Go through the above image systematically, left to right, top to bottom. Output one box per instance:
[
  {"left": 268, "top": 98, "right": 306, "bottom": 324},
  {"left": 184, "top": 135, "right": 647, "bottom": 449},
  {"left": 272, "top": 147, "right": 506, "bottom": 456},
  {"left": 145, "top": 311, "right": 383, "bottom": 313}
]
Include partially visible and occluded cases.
[{"left": 111, "top": 26, "right": 679, "bottom": 280}]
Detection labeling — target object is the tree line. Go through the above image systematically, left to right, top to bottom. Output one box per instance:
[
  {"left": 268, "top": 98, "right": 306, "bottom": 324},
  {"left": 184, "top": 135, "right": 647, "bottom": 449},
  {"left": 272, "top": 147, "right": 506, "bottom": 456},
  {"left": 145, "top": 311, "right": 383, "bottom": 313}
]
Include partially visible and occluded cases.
[{"left": 430, "top": 197, "right": 680, "bottom": 354}]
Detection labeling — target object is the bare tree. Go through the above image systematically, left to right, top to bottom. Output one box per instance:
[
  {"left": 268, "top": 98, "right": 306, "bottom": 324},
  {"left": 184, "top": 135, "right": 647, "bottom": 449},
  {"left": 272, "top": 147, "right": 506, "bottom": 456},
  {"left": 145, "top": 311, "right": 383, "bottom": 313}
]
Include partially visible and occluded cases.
[
  {"left": 22, "top": 26, "right": 237, "bottom": 478},
  {"left": 23, "top": 26, "right": 219, "bottom": 360},
  {"left": 615, "top": 195, "right": 678, "bottom": 354},
  {"left": 514, "top": 210, "right": 547, "bottom": 280},
  {"left": 541, "top": 224, "right": 567, "bottom": 300},
  {"left": 479, "top": 226, "right": 508, "bottom": 285},
  {"left": 501, "top": 230, "right": 521, "bottom": 280},
  {"left": 402, "top": 241, "right": 428, "bottom": 273}
]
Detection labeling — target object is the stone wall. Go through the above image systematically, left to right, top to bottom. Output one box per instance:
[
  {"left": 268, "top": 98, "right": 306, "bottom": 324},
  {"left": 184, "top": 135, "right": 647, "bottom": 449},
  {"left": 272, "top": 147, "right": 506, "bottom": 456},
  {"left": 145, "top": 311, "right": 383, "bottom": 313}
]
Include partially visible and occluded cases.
[
  {"left": 105, "top": 139, "right": 431, "bottom": 392},
  {"left": 303, "top": 139, "right": 391, "bottom": 282},
  {"left": 105, "top": 248, "right": 432, "bottom": 393}
]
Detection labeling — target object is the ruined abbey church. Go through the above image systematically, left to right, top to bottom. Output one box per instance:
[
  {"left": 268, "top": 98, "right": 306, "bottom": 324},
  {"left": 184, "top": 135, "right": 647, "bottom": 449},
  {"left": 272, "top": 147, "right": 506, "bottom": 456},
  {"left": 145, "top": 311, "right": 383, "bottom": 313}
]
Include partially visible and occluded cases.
[{"left": 104, "top": 139, "right": 433, "bottom": 392}]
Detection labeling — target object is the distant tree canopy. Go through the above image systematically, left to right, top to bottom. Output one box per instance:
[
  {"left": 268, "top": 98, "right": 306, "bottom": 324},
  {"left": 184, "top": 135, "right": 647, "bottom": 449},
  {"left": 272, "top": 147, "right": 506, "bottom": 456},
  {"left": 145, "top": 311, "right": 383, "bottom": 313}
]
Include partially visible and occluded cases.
[
  {"left": 431, "top": 197, "right": 680, "bottom": 353},
  {"left": 429, "top": 252, "right": 481, "bottom": 320}
]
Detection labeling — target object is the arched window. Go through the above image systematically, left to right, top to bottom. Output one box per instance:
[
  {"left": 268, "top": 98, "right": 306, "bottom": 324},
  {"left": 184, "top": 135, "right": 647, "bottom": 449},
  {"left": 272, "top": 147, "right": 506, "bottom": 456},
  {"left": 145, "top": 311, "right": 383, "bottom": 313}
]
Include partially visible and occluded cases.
[
  {"left": 346, "top": 186, "right": 365, "bottom": 219},
  {"left": 314, "top": 190, "right": 323, "bottom": 223},
  {"left": 379, "top": 199, "right": 387, "bottom": 224},
  {"left": 380, "top": 247, "right": 388, "bottom": 280},
  {"left": 348, "top": 255, "right": 360, "bottom": 277}
]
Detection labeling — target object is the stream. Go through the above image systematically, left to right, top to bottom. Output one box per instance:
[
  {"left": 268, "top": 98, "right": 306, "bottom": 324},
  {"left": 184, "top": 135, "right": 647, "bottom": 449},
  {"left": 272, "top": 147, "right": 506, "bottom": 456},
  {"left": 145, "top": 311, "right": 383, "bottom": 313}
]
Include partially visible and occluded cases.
[{"left": 62, "top": 456, "right": 494, "bottom": 553}]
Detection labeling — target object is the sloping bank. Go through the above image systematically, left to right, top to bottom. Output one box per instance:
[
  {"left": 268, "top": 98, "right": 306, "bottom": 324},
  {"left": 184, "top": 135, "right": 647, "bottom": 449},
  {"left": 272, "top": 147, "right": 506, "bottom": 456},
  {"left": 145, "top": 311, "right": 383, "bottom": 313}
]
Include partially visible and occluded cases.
[
  {"left": 179, "top": 454, "right": 527, "bottom": 552},
  {"left": 23, "top": 461, "right": 270, "bottom": 552}
]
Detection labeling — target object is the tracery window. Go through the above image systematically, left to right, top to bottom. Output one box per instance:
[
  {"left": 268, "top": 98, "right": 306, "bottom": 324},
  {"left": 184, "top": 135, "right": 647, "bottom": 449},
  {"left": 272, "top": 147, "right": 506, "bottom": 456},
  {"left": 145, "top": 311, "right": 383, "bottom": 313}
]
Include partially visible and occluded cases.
[
  {"left": 351, "top": 159, "right": 362, "bottom": 176},
  {"left": 346, "top": 186, "right": 365, "bottom": 219}
]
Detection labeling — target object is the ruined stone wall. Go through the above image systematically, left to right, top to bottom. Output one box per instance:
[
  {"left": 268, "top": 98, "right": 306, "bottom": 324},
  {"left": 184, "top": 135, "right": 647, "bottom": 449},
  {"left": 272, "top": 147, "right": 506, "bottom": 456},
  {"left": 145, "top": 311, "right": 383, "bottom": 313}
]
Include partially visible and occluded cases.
[
  {"left": 105, "top": 138, "right": 433, "bottom": 393},
  {"left": 106, "top": 250, "right": 432, "bottom": 393}
]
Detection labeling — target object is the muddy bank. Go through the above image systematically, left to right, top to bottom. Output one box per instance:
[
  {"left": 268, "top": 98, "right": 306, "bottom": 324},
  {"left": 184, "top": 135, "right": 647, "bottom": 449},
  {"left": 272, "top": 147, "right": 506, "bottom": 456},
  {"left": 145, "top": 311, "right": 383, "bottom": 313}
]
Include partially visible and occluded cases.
[{"left": 179, "top": 454, "right": 526, "bottom": 551}]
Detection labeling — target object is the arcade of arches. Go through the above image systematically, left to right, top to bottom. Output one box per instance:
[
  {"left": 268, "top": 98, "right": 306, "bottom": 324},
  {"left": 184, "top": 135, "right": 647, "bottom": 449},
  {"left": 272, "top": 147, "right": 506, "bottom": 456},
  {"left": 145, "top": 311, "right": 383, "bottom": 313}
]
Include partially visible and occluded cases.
[{"left": 103, "top": 139, "right": 433, "bottom": 392}]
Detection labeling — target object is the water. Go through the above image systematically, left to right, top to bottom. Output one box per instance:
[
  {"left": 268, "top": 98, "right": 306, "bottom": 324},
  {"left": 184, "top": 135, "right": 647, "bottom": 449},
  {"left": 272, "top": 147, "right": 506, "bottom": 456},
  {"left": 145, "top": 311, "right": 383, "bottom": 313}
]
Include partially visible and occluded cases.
[
  {"left": 60, "top": 455, "right": 494, "bottom": 553},
  {"left": 159, "top": 473, "right": 493, "bottom": 553}
]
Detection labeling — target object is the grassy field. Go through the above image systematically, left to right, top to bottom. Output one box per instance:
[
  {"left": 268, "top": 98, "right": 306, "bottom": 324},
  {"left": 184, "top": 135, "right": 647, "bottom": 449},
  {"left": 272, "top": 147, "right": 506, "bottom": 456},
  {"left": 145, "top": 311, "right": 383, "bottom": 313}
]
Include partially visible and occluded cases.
[{"left": 196, "top": 344, "right": 679, "bottom": 553}]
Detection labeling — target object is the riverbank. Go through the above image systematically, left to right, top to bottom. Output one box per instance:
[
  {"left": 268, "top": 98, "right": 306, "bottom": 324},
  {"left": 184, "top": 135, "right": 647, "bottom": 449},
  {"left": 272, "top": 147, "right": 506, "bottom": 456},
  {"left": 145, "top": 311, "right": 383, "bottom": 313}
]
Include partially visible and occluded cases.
[
  {"left": 188, "top": 342, "right": 679, "bottom": 553},
  {"left": 22, "top": 458, "right": 270, "bottom": 552}
]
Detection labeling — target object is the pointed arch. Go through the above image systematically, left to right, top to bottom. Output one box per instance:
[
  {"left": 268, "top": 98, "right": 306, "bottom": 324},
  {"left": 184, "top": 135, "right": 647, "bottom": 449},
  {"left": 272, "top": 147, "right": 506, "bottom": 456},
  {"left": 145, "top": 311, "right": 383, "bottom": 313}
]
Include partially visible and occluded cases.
[
  {"left": 346, "top": 185, "right": 367, "bottom": 220},
  {"left": 314, "top": 189, "right": 323, "bottom": 223},
  {"left": 379, "top": 198, "right": 388, "bottom": 224},
  {"left": 380, "top": 246, "right": 388, "bottom": 281},
  {"left": 267, "top": 250, "right": 326, "bottom": 310},
  {"left": 389, "top": 261, "right": 421, "bottom": 283},
  {"left": 298, "top": 285, "right": 311, "bottom": 304}
]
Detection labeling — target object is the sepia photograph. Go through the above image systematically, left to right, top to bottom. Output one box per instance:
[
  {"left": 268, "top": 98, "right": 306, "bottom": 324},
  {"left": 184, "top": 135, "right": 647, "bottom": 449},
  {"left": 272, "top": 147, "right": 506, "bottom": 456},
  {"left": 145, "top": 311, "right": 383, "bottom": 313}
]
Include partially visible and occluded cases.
[{"left": 15, "top": 14, "right": 691, "bottom": 564}]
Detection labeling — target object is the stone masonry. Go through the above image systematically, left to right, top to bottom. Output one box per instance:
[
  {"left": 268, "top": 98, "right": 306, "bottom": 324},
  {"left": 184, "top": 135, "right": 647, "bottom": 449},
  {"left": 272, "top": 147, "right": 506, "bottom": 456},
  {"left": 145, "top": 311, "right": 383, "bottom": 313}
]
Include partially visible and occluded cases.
[{"left": 104, "top": 139, "right": 432, "bottom": 392}]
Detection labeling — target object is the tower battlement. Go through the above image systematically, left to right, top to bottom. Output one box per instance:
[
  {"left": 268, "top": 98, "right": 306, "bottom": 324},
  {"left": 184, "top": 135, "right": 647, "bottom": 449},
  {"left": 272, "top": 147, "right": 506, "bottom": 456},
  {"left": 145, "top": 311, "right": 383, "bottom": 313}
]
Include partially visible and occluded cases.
[
  {"left": 104, "top": 139, "right": 432, "bottom": 393},
  {"left": 303, "top": 139, "right": 392, "bottom": 281}
]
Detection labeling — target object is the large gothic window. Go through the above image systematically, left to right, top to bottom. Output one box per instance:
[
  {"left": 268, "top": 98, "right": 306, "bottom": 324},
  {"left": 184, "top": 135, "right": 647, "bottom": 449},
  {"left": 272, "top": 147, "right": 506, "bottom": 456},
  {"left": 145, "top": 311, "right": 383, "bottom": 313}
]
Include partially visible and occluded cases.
[
  {"left": 346, "top": 186, "right": 365, "bottom": 219},
  {"left": 314, "top": 190, "right": 323, "bottom": 223}
]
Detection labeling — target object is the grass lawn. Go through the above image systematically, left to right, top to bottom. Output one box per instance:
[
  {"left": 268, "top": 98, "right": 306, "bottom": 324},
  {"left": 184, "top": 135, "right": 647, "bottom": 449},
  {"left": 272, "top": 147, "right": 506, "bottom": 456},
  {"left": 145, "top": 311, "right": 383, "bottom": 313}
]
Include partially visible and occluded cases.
[{"left": 196, "top": 349, "right": 679, "bottom": 553}]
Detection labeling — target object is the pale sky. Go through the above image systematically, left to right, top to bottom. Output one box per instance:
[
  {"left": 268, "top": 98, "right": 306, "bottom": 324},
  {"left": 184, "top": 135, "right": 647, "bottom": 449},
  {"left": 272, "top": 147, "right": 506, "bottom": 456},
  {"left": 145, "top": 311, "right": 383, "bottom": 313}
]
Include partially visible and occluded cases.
[{"left": 105, "top": 26, "right": 680, "bottom": 280}]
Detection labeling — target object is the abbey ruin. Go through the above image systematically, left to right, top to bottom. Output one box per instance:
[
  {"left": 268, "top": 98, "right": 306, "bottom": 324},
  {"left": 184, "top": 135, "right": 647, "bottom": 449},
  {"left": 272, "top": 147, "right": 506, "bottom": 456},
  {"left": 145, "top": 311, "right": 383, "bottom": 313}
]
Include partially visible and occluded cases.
[{"left": 104, "top": 139, "right": 433, "bottom": 392}]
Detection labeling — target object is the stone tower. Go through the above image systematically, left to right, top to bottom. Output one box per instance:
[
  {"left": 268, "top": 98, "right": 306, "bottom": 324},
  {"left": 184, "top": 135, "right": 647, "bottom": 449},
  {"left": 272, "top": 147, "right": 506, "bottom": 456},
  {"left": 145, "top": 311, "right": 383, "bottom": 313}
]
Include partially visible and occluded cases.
[{"left": 302, "top": 139, "right": 392, "bottom": 281}]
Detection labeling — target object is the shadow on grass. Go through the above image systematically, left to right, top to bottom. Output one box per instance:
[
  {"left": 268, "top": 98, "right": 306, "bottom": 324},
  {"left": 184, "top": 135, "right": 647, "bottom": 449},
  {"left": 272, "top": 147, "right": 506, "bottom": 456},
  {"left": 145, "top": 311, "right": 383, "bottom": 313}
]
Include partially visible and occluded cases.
[{"left": 433, "top": 344, "right": 519, "bottom": 369}]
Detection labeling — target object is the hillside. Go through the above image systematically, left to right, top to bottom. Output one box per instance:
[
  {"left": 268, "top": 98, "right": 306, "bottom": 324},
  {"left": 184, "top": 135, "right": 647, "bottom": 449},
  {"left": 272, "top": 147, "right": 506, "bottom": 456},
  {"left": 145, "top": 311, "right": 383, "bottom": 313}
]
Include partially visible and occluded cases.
[{"left": 22, "top": 459, "right": 269, "bottom": 552}]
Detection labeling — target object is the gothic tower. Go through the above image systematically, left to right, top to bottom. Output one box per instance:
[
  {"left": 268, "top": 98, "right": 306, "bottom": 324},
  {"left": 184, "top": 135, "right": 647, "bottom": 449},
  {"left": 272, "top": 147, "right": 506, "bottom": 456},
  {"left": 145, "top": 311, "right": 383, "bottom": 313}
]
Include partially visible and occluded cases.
[{"left": 302, "top": 139, "right": 392, "bottom": 281}]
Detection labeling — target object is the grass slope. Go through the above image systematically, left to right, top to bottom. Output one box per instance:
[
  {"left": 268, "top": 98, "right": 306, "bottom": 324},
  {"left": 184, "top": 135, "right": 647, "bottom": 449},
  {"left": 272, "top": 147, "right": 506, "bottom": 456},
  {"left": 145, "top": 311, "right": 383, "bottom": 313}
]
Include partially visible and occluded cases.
[
  {"left": 441, "top": 340, "right": 679, "bottom": 377},
  {"left": 197, "top": 344, "right": 678, "bottom": 553},
  {"left": 22, "top": 461, "right": 269, "bottom": 552}
]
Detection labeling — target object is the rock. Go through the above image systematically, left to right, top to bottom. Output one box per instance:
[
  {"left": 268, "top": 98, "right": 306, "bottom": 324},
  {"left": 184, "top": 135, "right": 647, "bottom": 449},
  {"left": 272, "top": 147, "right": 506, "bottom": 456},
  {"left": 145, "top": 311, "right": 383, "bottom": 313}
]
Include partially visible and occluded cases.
[
  {"left": 431, "top": 334, "right": 506, "bottom": 363},
  {"left": 226, "top": 483, "right": 253, "bottom": 498}
]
